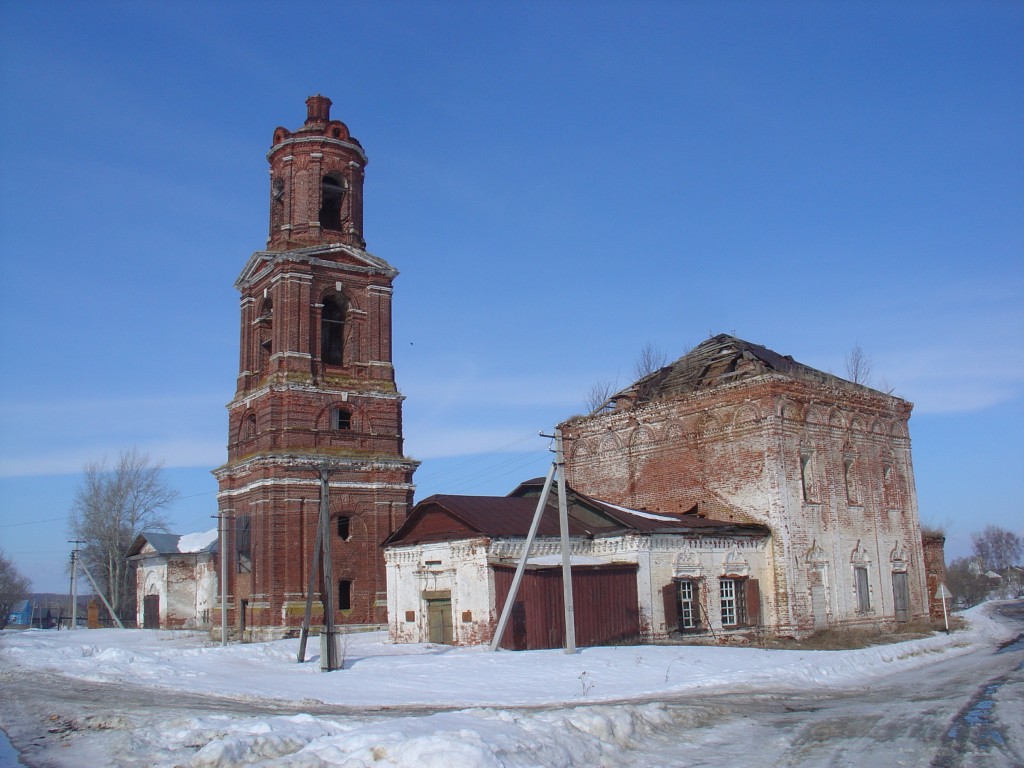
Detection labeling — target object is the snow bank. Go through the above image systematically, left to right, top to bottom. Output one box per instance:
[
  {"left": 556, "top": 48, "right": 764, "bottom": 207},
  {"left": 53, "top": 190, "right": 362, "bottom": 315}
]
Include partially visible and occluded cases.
[{"left": 0, "top": 604, "right": 1015, "bottom": 768}]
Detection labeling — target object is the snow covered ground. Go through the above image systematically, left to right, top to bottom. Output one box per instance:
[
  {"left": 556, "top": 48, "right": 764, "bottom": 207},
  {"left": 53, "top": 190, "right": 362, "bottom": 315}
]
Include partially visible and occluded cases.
[{"left": 0, "top": 605, "right": 1019, "bottom": 767}]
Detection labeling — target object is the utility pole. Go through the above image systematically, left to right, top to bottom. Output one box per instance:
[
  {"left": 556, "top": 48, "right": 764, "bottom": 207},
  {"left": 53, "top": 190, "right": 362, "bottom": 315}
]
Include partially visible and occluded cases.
[
  {"left": 490, "top": 428, "right": 576, "bottom": 654},
  {"left": 554, "top": 429, "right": 576, "bottom": 654},
  {"left": 297, "top": 465, "right": 340, "bottom": 670},
  {"left": 216, "top": 511, "right": 233, "bottom": 646},
  {"left": 68, "top": 540, "right": 84, "bottom": 630}
]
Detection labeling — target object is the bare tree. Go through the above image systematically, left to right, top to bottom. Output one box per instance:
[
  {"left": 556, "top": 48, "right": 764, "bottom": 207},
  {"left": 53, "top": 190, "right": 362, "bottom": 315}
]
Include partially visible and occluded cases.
[
  {"left": 634, "top": 341, "right": 667, "bottom": 381},
  {"left": 844, "top": 343, "right": 873, "bottom": 385},
  {"left": 585, "top": 379, "right": 615, "bottom": 413},
  {"left": 69, "top": 449, "right": 178, "bottom": 622},
  {"left": 971, "top": 525, "right": 1022, "bottom": 572},
  {"left": 0, "top": 550, "right": 31, "bottom": 629},
  {"left": 945, "top": 556, "right": 991, "bottom": 608}
]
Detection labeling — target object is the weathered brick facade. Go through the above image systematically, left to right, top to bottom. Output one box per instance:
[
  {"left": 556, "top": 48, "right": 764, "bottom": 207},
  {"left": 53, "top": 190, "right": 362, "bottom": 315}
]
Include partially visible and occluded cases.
[
  {"left": 214, "top": 96, "right": 418, "bottom": 640},
  {"left": 561, "top": 335, "right": 935, "bottom": 637},
  {"left": 922, "top": 533, "right": 948, "bottom": 621}
]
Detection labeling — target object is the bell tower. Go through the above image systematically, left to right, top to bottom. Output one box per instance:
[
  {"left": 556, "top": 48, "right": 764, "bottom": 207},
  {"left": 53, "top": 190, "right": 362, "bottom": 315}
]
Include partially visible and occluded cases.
[{"left": 214, "top": 96, "right": 418, "bottom": 640}]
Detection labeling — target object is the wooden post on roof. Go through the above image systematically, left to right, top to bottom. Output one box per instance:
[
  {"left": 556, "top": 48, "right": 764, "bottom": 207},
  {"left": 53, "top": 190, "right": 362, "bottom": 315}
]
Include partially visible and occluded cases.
[{"left": 555, "top": 427, "right": 576, "bottom": 654}]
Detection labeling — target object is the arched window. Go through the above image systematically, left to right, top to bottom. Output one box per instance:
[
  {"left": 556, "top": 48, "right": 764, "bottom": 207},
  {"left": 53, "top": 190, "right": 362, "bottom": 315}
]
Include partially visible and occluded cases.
[
  {"left": 319, "top": 174, "right": 345, "bottom": 230},
  {"left": 321, "top": 296, "right": 345, "bottom": 365},
  {"left": 257, "top": 298, "right": 273, "bottom": 366}
]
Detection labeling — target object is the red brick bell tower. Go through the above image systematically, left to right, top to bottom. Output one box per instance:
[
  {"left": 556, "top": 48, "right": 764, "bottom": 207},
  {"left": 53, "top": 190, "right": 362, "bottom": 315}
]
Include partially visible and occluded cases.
[{"left": 214, "top": 96, "right": 418, "bottom": 640}]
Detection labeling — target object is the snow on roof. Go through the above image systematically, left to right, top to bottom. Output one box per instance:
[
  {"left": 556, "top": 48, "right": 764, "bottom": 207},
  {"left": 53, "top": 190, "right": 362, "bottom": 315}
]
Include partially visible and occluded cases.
[
  {"left": 596, "top": 500, "right": 678, "bottom": 522},
  {"left": 177, "top": 528, "right": 218, "bottom": 553}
]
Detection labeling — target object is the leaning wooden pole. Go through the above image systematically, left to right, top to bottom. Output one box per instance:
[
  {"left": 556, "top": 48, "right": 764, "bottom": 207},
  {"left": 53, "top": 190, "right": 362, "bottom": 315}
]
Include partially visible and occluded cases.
[
  {"left": 490, "top": 461, "right": 557, "bottom": 651},
  {"left": 297, "top": 503, "right": 325, "bottom": 663}
]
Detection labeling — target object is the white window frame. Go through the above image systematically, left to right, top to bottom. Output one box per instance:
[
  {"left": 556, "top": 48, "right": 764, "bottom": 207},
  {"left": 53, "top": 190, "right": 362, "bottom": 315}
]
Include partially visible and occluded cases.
[
  {"left": 720, "top": 578, "right": 738, "bottom": 627},
  {"left": 679, "top": 579, "right": 699, "bottom": 630}
]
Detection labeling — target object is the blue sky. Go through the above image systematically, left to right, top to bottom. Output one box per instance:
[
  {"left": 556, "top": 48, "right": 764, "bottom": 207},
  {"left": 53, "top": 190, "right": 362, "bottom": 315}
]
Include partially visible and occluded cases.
[{"left": 1, "top": 2, "right": 1021, "bottom": 593}]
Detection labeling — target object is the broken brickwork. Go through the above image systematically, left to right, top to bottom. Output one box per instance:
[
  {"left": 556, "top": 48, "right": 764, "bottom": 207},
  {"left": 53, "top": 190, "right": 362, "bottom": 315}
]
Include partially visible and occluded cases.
[
  {"left": 561, "top": 335, "right": 937, "bottom": 637},
  {"left": 921, "top": 533, "right": 948, "bottom": 620}
]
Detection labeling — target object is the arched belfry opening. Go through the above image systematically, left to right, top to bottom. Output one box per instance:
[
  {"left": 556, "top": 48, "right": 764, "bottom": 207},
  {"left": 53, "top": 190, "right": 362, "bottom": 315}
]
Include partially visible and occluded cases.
[
  {"left": 319, "top": 174, "right": 346, "bottom": 231},
  {"left": 321, "top": 294, "right": 346, "bottom": 365},
  {"left": 257, "top": 297, "right": 273, "bottom": 370}
]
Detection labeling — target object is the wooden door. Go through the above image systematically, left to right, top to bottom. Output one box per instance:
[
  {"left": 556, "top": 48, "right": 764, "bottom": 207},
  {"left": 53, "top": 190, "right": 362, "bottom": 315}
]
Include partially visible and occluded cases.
[
  {"left": 892, "top": 572, "right": 910, "bottom": 622},
  {"left": 143, "top": 594, "right": 160, "bottom": 629},
  {"left": 427, "top": 599, "right": 453, "bottom": 644}
]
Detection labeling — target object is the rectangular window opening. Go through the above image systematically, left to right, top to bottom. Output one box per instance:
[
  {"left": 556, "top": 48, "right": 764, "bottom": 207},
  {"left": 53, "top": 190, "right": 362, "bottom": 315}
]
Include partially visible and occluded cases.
[
  {"left": 332, "top": 408, "right": 351, "bottom": 430},
  {"left": 235, "top": 513, "right": 252, "bottom": 574},
  {"left": 337, "top": 515, "right": 350, "bottom": 540},
  {"left": 855, "top": 567, "right": 871, "bottom": 612},
  {"left": 720, "top": 578, "right": 737, "bottom": 626},
  {"left": 338, "top": 579, "right": 352, "bottom": 611},
  {"left": 678, "top": 579, "right": 701, "bottom": 631}
]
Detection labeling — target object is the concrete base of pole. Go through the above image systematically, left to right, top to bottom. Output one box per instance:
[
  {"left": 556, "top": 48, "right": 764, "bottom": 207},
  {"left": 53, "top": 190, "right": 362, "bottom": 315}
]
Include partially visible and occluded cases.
[{"left": 320, "top": 631, "right": 341, "bottom": 671}]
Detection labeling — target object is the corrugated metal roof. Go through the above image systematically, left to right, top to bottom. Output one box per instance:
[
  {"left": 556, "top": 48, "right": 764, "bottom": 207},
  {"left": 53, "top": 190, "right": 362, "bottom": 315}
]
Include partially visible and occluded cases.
[
  {"left": 385, "top": 482, "right": 769, "bottom": 547},
  {"left": 126, "top": 530, "right": 219, "bottom": 557},
  {"left": 133, "top": 532, "right": 183, "bottom": 555}
]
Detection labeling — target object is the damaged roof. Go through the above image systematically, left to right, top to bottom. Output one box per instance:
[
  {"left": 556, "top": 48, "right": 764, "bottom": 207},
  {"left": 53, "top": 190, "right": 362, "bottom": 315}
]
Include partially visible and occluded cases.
[
  {"left": 613, "top": 333, "right": 890, "bottom": 406},
  {"left": 384, "top": 479, "right": 768, "bottom": 547}
]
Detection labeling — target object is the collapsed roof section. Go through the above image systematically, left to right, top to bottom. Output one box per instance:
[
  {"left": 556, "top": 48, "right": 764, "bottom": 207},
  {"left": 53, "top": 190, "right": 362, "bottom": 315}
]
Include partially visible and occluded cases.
[{"left": 607, "top": 333, "right": 897, "bottom": 410}]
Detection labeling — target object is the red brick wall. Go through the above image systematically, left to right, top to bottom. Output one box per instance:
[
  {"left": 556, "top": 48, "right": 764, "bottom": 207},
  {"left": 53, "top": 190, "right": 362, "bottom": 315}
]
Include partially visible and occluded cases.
[
  {"left": 215, "top": 98, "right": 417, "bottom": 639},
  {"left": 561, "top": 375, "right": 928, "bottom": 635},
  {"left": 922, "top": 533, "right": 948, "bottom": 620}
]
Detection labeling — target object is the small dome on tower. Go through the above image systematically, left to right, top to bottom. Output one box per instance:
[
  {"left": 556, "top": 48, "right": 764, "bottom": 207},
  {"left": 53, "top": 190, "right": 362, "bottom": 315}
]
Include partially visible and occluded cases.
[{"left": 305, "top": 94, "right": 332, "bottom": 125}]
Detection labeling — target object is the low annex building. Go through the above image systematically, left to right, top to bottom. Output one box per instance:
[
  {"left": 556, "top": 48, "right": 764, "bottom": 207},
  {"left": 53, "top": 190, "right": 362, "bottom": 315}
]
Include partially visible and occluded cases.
[
  {"left": 561, "top": 334, "right": 938, "bottom": 638},
  {"left": 384, "top": 479, "right": 769, "bottom": 648},
  {"left": 128, "top": 530, "right": 218, "bottom": 630}
]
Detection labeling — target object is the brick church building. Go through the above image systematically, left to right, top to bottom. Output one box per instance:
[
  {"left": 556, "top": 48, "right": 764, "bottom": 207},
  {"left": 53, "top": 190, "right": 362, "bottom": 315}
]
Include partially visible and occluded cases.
[
  {"left": 214, "top": 96, "right": 418, "bottom": 640},
  {"left": 560, "top": 334, "right": 939, "bottom": 636}
]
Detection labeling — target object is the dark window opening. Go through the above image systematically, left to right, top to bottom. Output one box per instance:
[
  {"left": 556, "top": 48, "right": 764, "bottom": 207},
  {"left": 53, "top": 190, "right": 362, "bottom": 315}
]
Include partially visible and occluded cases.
[
  {"left": 319, "top": 175, "right": 345, "bottom": 230},
  {"left": 321, "top": 296, "right": 345, "bottom": 365},
  {"left": 257, "top": 298, "right": 273, "bottom": 364},
  {"left": 332, "top": 408, "right": 351, "bottom": 430},
  {"left": 800, "top": 452, "right": 815, "bottom": 502},
  {"left": 844, "top": 458, "right": 857, "bottom": 504},
  {"left": 236, "top": 514, "right": 252, "bottom": 574},
  {"left": 337, "top": 515, "right": 350, "bottom": 540},
  {"left": 338, "top": 579, "right": 352, "bottom": 611}
]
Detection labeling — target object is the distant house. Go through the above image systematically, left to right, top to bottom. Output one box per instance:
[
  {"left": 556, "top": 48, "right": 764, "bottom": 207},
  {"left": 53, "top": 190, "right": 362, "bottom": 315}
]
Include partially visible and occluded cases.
[
  {"left": 384, "top": 479, "right": 770, "bottom": 649},
  {"left": 127, "top": 530, "right": 219, "bottom": 629},
  {"left": 6, "top": 599, "right": 33, "bottom": 629},
  {"left": 3, "top": 602, "right": 55, "bottom": 630}
]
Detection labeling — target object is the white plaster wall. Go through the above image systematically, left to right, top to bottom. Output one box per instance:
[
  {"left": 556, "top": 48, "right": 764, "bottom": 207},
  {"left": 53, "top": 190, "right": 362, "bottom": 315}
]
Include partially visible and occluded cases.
[{"left": 386, "top": 540, "right": 492, "bottom": 644}]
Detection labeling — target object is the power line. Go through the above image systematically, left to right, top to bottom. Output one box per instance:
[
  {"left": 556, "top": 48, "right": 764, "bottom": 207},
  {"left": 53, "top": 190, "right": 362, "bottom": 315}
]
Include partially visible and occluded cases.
[{"left": 0, "top": 516, "right": 66, "bottom": 528}]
